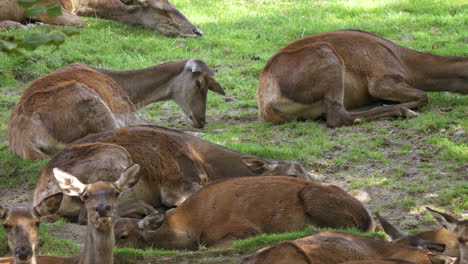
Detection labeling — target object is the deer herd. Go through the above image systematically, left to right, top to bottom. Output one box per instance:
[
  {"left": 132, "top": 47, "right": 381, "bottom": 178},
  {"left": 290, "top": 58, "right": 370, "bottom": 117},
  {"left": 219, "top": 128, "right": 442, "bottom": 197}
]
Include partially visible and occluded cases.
[{"left": 1, "top": 1, "right": 467, "bottom": 264}]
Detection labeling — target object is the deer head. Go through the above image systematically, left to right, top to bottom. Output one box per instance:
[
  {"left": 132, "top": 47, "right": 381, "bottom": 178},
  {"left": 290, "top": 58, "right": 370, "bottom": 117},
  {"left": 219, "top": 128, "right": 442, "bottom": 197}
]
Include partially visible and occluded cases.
[
  {"left": 120, "top": 0, "right": 203, "bottom": 37},
  {"left": 173, "top": 59, "right": 225, "bottom": 128},
  {"left": 0, "top": 193, "right": 63, "bottom": 264},
  {"left": 114, "top": 212, "right": 165, "bottom": 248}
]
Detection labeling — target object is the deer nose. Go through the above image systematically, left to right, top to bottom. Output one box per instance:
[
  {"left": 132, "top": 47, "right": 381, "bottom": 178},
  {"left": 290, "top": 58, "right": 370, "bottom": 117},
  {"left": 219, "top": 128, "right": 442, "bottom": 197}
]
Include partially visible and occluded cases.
[
  {"left": 193, "top": 27, "right": 203, "bottom": 36},
  {"left": 95, "top": 203, "right": 112, "bottom": 217},
  {"left": 15, "top": 246, "right": 32, "bottom": 260}
]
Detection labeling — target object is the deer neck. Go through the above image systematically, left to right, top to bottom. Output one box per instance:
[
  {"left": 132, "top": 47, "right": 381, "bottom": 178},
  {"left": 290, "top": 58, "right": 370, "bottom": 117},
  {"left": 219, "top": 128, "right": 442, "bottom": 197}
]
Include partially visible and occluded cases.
[
  {"left": 403, "top": 49, "right": 467, "bottom": 94},
  {"left": 94, "top": 60, "right": 188, "bottom": 109},
  {"left": 194, "top": 141, "right": 257, "bottom": 180},
  {"left": 79, "top": 221, "right": 115, "bottom": 264}
]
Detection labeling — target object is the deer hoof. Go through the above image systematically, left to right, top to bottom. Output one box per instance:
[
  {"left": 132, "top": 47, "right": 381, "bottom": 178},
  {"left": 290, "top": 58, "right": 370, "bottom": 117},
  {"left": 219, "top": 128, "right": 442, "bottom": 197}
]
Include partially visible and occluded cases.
[
  {"left": 404, "top": 109, "right": 419, "bottom": 117},
  {"left": 353, "top": 118, "right": 363, "bottom": 124}
]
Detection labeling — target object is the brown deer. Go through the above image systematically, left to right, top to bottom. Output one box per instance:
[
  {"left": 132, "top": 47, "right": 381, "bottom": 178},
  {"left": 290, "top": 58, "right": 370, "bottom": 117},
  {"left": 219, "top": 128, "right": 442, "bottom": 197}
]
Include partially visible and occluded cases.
[
  {"left": 0, "top": 0, "right": 85, "bottom": 30},
  {"left": 60, "top": 0, "right": 202, "bottom": 36},
  {"left": 257, "top": 29, "right": 468, "bottom": 127},
  {"left": 8, "top": 59, "right": 225, "bottom": 160},
  {"left": 33, "top": 125, "right": 312, "bottom": 223},
  {"left": 1, "top": 165, "right": 140, "bottom": 264},
  {"left": 113, "top": 176, "right": 374, "bottom": 250},
  {"left": 0, "top": 194, "right": 63, "bottom": 264},
  {"left": 427, "top": 207, "right": 468, "bottom": 264},
  {"left": 376, "top": 212, "right": 459, "bottom": 257},
  {"left": 241, "top": 231, "right": 455, "bottom": 264}
]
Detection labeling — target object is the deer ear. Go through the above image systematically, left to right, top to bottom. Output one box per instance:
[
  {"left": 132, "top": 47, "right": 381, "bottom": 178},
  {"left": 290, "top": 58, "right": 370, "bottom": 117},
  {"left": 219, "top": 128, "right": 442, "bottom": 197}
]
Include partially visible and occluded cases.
[
  {"left": 185, "top": 59, "right": 213, "bottom": 74},
  {"left": 207, "top": 77, "right": 225, "bottom": 95},
  {"left": 242, "top": 157, "right": 277, "bottom": 174},
  {"left": 114, "top": 164, "right": 141, "bottom": 192},
  {"left": 53, "top": 168, "right": 86, "bottom": 197},
  {"left": 33, "top": 193, "right": 63, "bottom": 218},
  {"left": 0, "top": 206, "right": 9, "bottom": 221},
  {"left": 426, "top": 207, "right": 459, "bottom": 232},
  {"left": 137, "top": 212, "right": 165, "bottom": 230},
  {"left": 375, "top": 212, "right": 405, "bottom": 240}
]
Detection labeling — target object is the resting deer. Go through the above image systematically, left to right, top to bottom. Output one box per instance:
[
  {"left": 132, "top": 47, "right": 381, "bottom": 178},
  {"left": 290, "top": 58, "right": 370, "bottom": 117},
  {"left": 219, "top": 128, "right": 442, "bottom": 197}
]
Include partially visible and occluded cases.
[
  {"left": 0, "top": 0, "right": 85, "bottom": 30},
  {"left": 60, "top": 0, "right": 203, "bottom": 37},
  {"left": 257, "top": 29, "right": 468, "bottom": 127},
  {"left": 9, "top": 59, "right": 225, "bottom": 160},
  {"left": 33, "top": 125, "right": 312, "bottom": 223},
  {"left": 1, "top": 165, "right": 140, "bottom": 264},
  {"left": 113, "top": 176, "right": 374, "bottom": 250},
  {"left": 0, "top": 194, "right": 63, "bottom": 264},
  {"left": 427, "top": 207, "right": 468, "bottom": 264},
  {"left": 376, "top": 212, "right": 459, "bottom": 257},
  {"left": 241, "top": 231, "right": 456, "bottom": 264}
]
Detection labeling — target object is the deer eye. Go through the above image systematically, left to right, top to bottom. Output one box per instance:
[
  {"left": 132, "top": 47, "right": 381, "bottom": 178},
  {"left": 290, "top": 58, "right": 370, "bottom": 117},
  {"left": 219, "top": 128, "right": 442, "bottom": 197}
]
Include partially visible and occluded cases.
[
  {"left": 115, "top": 191, "right": 121, "bottom": 198},
  {"left": 82, "top": 194, "right": 89, "bottom": 201},
  {"left": 35, "top": 222, "right": 40, "bottom": 228},
  {"left": 3, "top": 224, "right": 11, "bottom": 230},
  {"left": 120, "top": 235, "right": 128, "bottom": 240},
  {"left": 458, "top": 237, "right": 466, "bottom": 244}
]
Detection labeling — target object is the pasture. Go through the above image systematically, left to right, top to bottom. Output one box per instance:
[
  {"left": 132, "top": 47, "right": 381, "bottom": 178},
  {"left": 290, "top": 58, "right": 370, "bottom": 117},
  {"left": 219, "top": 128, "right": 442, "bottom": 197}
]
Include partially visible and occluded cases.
[{"left": 0, "top": 0, "right": 467, "bottom": 262}]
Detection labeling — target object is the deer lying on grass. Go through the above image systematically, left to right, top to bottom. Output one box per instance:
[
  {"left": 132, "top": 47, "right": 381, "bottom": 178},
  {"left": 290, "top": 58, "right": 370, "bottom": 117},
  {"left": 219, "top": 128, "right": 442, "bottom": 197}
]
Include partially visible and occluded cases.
[
  {"left": 0, "top": 0, "right": 85, "bottom": 30},
  {"left": 61, "top": 0, "right": 203, "bottom": 37},
  {"left": 257, "top": 29, "right": 468, "bottom": 127},
  {"left": 9, "top": 59, "right": 224, "bottom": 160},
  {"left": 33, "top": 125, "right": 312, "bottom": 223},
  {"left": 0, "top": 165, "right": 140, "bottom": 264},
  {"left": 113, "top": 176, "right": 374, "bottom": 250},
  {"left": 0, "top": 194, "right": 63, "bottom": 264},
  {"left": 427, "top": 207, "right": 468, "bottom": 264},
  {"left": 376, "top": 212, "right": 459, "bottom": 257},
  {"left": 241, "top": 231, "right": 455, "bottom": 264}
]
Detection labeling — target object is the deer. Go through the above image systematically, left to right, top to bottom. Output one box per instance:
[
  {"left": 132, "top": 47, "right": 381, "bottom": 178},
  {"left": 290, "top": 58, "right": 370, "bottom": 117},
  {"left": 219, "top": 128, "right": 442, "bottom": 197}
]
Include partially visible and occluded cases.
[
  {"left": 0, "top": 0, "right": 85, "bottom": 30},
  {"left": 60, "top": 0, "right": 203, "bottom": 37},
  {"left": 257, "top": 29, "right": 468, "bottom": 127},
  {"left": 8, "top": 59, "right": 225, "bottom": 160},
  {"left": 33, "top": 125, "right": 313, "bottom": 223},
  {"left": 0, "top": 165, "right": 140, "bottom": 264},
  {"left": 113, "top": 176, "right": 374, "bottom": 250},
  {"left": 0, "top": 194, "right": 63, "bottom": 264},
  {"left": 426, "top": 207, "right": 468, "bottom": 264},
  {"left": 376, "top": 212, "right": 459, "bottom": 257},
  {"left": 241, "top": 231, "right": 456, "bottom": 264}
]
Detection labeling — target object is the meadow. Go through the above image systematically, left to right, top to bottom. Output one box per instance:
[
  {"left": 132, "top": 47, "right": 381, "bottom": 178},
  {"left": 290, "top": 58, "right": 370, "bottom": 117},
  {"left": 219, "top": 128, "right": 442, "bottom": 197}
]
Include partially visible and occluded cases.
[{"left": 0, "top": 0, "right": 467, "bottom": 262}]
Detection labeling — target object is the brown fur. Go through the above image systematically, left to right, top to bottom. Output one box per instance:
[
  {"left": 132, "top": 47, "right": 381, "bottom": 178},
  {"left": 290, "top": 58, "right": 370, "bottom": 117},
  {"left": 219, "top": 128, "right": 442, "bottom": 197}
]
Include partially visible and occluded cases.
[
  {"left": 0, "top": 0, "right": 85, "bottom": 29},
  {"left": 59, "top": 0, "right": 202, "bottom": 36},
  {"left": 258, "top": 30, "right": 468, "bottom": 127},
  {"left": 8, "top": 59, "right": 224, "bottom": 160},
  {"left": 33, "top": 125, "right": 312, "bottom": 221},
  {"left": 114, "top": 176, "right": 374, "bottom": 250},
  {"left": 376, "top": 212, "right": 459, "bottom": 257},
  {"left": 242, "top": 231, "right": 439, "bottom": 264}
]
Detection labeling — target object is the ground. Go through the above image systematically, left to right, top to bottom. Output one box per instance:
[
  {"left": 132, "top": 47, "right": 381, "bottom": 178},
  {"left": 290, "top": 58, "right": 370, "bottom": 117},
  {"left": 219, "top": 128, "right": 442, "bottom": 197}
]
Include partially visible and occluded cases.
[{"left": 0, "top": 0, "right": 467, "bottom": 262}]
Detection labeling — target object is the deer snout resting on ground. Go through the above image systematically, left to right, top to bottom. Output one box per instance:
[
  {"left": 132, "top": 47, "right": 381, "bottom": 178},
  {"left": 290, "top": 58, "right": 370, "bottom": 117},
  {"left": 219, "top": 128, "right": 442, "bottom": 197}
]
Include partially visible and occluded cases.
[
  {"left": 0, "top": 0, "right": 85, "bottom": 30},
  {"left": 257, "top": 29, "right": 467, "bottom": 127},
  {"left": 8, "top": 59, "right": 224, "bottom": 160},
  {"left": 33, "top": 125, "right": 312, "bottom": 223},
  {"left": 113, "top": 176, "right": 374, "bottom": 250},
  {"left": 0, "top": 194, "right": 62, "bottom": 264},
  {"left": 376, "top": 212, "right": 459, "bottom": 257},
  {"left": 241, "top": 231, "right": 455, "bottom": 264}
]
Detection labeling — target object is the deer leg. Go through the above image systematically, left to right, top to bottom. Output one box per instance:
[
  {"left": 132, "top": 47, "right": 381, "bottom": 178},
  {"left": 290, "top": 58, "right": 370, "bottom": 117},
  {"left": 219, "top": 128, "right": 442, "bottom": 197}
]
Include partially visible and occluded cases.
[
  {"left": 0, "top": 20, "right": 27, "bottom": 30},
  {"left": 117, "top": 200, "right": 157, "bottom": 218},
  {"left": 209, "top": 225, "right": 261, "bottom": 248}
]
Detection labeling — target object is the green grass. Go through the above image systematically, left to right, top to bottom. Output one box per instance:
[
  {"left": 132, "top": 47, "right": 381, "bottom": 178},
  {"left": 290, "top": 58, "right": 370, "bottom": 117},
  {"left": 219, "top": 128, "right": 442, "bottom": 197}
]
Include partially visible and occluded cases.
[{"left": 0, "top": 0, "right": 467, "bottom": 260}]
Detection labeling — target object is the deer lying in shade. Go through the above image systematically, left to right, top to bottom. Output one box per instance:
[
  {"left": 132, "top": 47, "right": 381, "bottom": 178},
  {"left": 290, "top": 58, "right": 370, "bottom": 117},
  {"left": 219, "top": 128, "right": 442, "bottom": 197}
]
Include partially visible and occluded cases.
[
  {"left": 257, "top": 29, "right": 467, "bottom": 127},
  {"left": 8, "top": 59, "right": 225, "bottom": 160},
  {"left": 33, "top": 125, "right": 312, "bottom": 223},
  {"left": 113, "top": 176, "right": 374, "bottom": 250},
  {"left": 241, "top": 231, "right": 456, "bottom": 264}
]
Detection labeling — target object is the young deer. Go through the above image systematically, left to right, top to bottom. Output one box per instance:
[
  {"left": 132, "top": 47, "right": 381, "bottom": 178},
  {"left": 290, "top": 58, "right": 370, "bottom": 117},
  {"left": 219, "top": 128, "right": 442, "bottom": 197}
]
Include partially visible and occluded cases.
[
  {"left": 257, "top": 29, "right": 467, "bottom": 127},
  {"left": 8, "top": 59, "right": 225, "bottom": 160},
  {"left": 34, "top": 125, "right": 312, "bottom": 223},
  {"left": 113, "top": 176, "right": 374, "bottom": 250},
  {"left": 0, "top": 194, "right": 62, "bottom": 264},
  {"left": 427, "top": 207, "right": 468, "bottom": 264},
  {"left": 376, "top": 212, "right": 459, "bottom": 257},
  {"left": 241, "top": 231, "right": 455, "bottom": 264}
]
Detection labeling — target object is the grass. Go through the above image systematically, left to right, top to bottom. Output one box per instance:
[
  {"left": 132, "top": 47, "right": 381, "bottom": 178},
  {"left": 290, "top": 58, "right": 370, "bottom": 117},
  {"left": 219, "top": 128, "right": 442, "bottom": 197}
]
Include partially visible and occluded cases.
[{"left": 0, "top": 0, "right": 467, "bottom": 260}]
